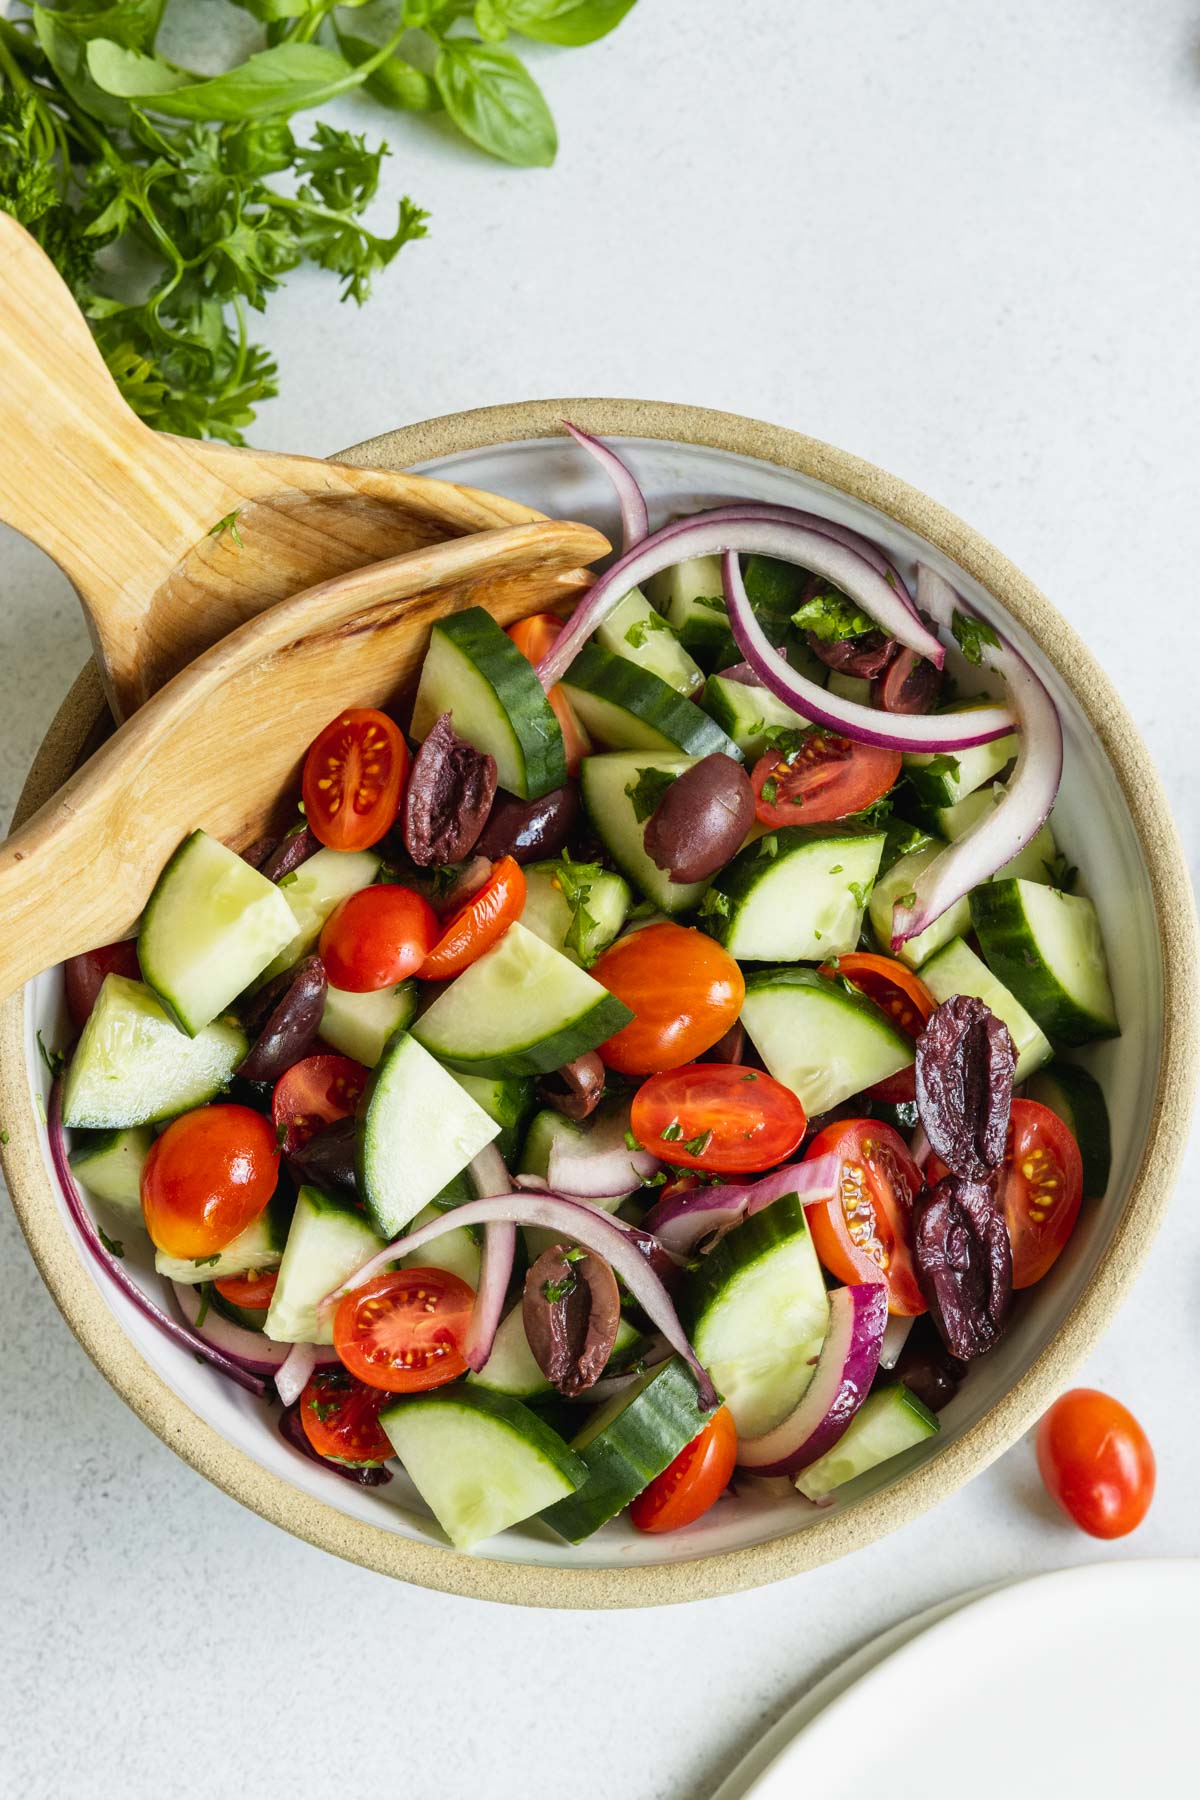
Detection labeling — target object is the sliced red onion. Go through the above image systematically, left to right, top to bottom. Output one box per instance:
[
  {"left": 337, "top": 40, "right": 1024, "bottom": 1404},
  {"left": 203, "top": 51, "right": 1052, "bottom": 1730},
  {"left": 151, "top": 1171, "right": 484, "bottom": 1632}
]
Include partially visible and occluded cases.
[
  {"left": 563, "top": 420, "right": 648, "bottom": 551},
  {"left": 702, "top": 501, "right": 916, "bottom": 615},
  {"left": 535, "top": 510, "right": 944, "bottom": 689},
  {"left": 722, "top": 554, "right": 1014, "bottom": 751},
  {"left": 889, "top": 566, "right": 1063, "bottom": 946},
  {"left": 46, "top": 1081, "right": 268, "bottom": 1398},
  {"left": 546, "top": 1104, "right": 659, "bottom": 1199},
  {"left": 463, "top": 1144, "right": 516, "bottom": 1373},
  {"left": 641, "top": 1154, "right": 840, "bottom": 1258},
  {"left": 323, "top": 1192, "right": 717, "bottom": 1409},
  {"left": 171, "top": 1282, "right": 339, "bottom": 1378},
  {"left": 736, "top": 1282, "right": 887, "bottom": 1475},
  {"left": 879, "top": 1312, "right": 915, "bottom": 1371},
  {"left": 275, "top": 1341, "right": 318, "bottom": 1407}
]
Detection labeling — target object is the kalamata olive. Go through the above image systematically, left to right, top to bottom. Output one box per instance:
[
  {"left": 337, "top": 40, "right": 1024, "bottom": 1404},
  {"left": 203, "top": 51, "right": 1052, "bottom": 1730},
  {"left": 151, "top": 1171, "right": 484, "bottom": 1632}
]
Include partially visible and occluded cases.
[
  {"left": 807, "top": 627, "right": 898, "bottom": 679},
  {"left": 874, "top": 646, "right": 943, "bottom": 715},
  {"left": 403, "top": 713, "right": 497, "bottom": 867},
  {"left": 643, "top": 754, "right": 756, "bottom": 883},
  {"left": 475, "top": 785, "right": 580, "bottom": 864},
  {"left": 261, "top": 826, "right": 321, "bottom": 884},
  {"left": 237, "top": 955, "right": 327, "bottom": 1082},
  {"left": 916, "top": 996, "right": 1016, "bottom": 1179},
  {"left": 703, "top": 1019, "right": 746, "bottom": 1065},
  {"left": 538, "top": 1051, "right": 606, "bottom": 1120},
  {"left": 287, "top": 1115, "right": 358, "bottom": 1196},
  {"left": 912, "top": 1175, "right": 1012, "bottom": 1360},
  {"left": 523, "top": 1244, "right": 622, "bottom": 1396},
  {"left": 892, "top": 1319, "right": 967, "bottom": 1413}
]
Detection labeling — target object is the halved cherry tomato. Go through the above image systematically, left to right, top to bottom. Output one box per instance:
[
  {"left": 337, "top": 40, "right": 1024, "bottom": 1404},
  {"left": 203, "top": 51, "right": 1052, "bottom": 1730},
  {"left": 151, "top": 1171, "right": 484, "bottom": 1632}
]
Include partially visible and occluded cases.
[
  {"left": 506, "top": 613, "right": 590, "bottom": 776},
  {"left": 302, "top": 708, "right": 408, "bottom": 852},
  {"left": 751, "top": 731, "right": 901, "bottom": 826},
  {"left": 420, "top": 856, "right": 525, "bottom": 980},
  {"left": 319, "top": 883, "right": 438, "bottom": 992},
  {"left": 591, "top": 923, "right": 744, "bottom": 1075},
  {"left": 64, "top": 939, "right": 141, "bottom": 1030},
  {"left": 820, "top": 952, "right": 934, "bottom": 1105},
  {"left": 272, "top": 1053, "right": 368, "bottom": 1155},
  {"left": 631, "top": 1064, "right": 806, "bottom": 1174},
  {"left": 140, "top": 1104, "right": 279, "bottom": 1259},
  {"left": 804, "top": 1118, "right": 925, "bottom": 1315},
  {"left": 334, "top": 1267, "right": 474, "bottom": 1393},
  {"left": 213, "top": 1268, "right": 278, "bottom": 1309},
  {"left": 299, "top": 1365, "right": 393, "bottom": 1465},
  {"left": 1036, "top": 1388, "right": 1155, "bottom": 1538},
  {"left": 630, "top": 1405, "right": 738, "bottom": 1533}
]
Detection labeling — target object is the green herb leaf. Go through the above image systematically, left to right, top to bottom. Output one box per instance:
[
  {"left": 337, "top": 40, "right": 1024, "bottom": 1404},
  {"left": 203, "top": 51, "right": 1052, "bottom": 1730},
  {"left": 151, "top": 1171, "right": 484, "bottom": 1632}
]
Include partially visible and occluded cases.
[
  {"left": 487, "top": 0, "right": 637, "bottom": 46},
  {"left": 433, "top": 39, "right": 556, "bottom": 167},
  {"left": 87, "top": 40, "right": 366, "bottom": 123},
  {"left": 209, "top": 510, "right": 243, "bottom": 546},
  {"left": 792, "top": 585, "right": 874, "bottom": 643},
  {"left": 951, "top": 609, "right": 1001, "bottom": 666},
  {"left": 623, "top": 612, "right": 669, "bottom": 650},
  {"left": 762, "top": 723, "right": 818, "bottom": 764},
  {"left": 921, "top": 753, "right": 961, "bottom": 782},
  {"left": 625, "top": 765, "right": 676, "bottom": 823},
  {"left": 760, "top": 777, "right": 778, "bottom": 805},
  {"left": 551, "top": 850, "right": 604, "bottom": 965},
  {"left": 1043, "top": 853, "right": 1079, "bottom": 892},
  {"left": 847, "top": 879, "right": 872, "bottom": 908},
  {"left": 697, "top": 887, "right": 732, "bottom": 923},
  {"left": 36, "top": 1031, "right": 65, "bottom": 1077},
  {"left": 659, "top": 1118, "right": 683, "bottom": 1143},
  {"left": 624, "top": 1127, "right": 641, "bottom": 1151},
  {"left": 683, "top": 1129, "right": 712, "bottom": 1156},
  {"left": 98, "top": 1225, "right": 126, "bottom": 1257},
  {"left": 192, "top": 1252, "right": 222, "bottom": 1267},
  {"left": 542, "top": 1270, "right": 577, "bottom": 1303},
  {"left": 195, "top": 1282, "right": 211, "bottom": 1327}
]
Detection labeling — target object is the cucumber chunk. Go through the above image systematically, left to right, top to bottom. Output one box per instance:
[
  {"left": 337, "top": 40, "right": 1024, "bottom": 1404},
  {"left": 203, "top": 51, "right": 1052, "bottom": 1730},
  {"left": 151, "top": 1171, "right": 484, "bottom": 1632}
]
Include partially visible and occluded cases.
[
  {"left": 646, "top": 555, "right": 738, "bottom": 669},
  {"left": 595, "top": 589, "right": 705, "bottom": 696},
  {"left": 410, "top": 606, "right": 567, "bottom": 800},
  {"left": 561, "top": 644, "right": 740, "bottom": 760},
  {"left": 826, "top": 671, "right": 872, "bottom": 704},
  {"left": 701, "top": 674, "right": 817, "bottom": 761},
  {"left": 903, "top": 700, "right": 1019, "bottom": 809},
  {"left": 580, "top": 752, "right": 713, "bottom": 914},
  {"left": 929, "top": 785, "right": 1060, "bottom": 883},
  {"left": 699, "top": 825, "right": 885, "bottom": 962},
  {"left": 138, "top": 830, "right": 296, "bottom": 1034},
  {"left": 869, "top": 841, "right": 971, "bottom": 969},
  {"left": 261, "top": 846, "right": 381, "bottom": 984},
  {"left": 520, "top": 858, "right": 631, "bottom": 965},
  {"left": 970, "top": 880, "right": 1119, "bottom": 1045},
  {"left": 412, "top": 921, "right": 632, "bottom": 1077},
  {"left": 919, "top": 935, "right": 1052, "bottom": 1080},
  {"left": 740, "top": 966, "right": 912, "bottom": 1114},
  {"left": 61, "top": 974, "right": 247, "bottom": 1129},
  {"left": 319, "top": 981, "right": 416, "bottom": 1067},
  {"left": 357, "top": 1032, "right": 500, "bottom": 1239},
  {"left": 1025, "top": 1061, "right": 1112, "bottom": 1198},
  {"left": 449, "top": 1071, "right": 534, "bottom": 1164},
  {"left": 68, "top": 1125, "right": 155, "bottom": 1222},
  {"left": 265, "top": 1185, "right": 385, "bottom": 1345},
  {"left": 156, "top": 1187, "right": 292, "bottom": 1286},
  {"left": 689, "top": 1194, "right": 829, "bottom": 1438},
  {"left": 399, "top": 1203, "right": 481, "bottom": 1286},
  {"left": 541, "top": 1358, "right": 713, "bottom": 1542},
  {"left": 794, "top": 1383, "right": 938, "bottom": 1501},
  {"left": 381, "top": 1385, "right": 587, "bottom": 1550}
]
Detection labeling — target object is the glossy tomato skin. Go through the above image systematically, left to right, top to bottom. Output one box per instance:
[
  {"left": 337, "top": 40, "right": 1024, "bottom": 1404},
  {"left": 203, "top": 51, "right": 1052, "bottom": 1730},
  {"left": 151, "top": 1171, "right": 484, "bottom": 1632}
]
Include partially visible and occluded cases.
[
  {"left": 507, "top": 614, "right": 589, "bottom": 776},
  {"left": 302, "top": 708, "right": 408, "bottom": 852},
  {"left": 751, "top": 732, "right": 901, "bottom": 827},
  {"left": 420, "top": 856, "right": 525, "bottom": 981},
  {"left": 319, "top": 883, "right": 438, "bottom": 992},
  {"left": 592, "top": 923, "right": 745, "bottom": 1075},
  {"left": 64, "top": 939, "right": 141, "bottom": 1030},
  {"left": 821, "top": 952, "right": 934, "bottom": 1106},
  {"left": 272, "top": 1053, "right": 367, "bottom": 1156},
  {"left": 631, "top": 1064, "right": 806, "bottom": 1174},
  {"left": 140, "top": 1104, "right": 279, "bottom": 1259},
  {"left": 805, "top": 1118, "right": 925, "bottom": 1315},
  {"left": 213, "top": 1268, "right": 278, "bottom": 1309},
  {"left": 334, "top": 1268, "right": 475, "bottom": 1393},
  {"left": 299, "top": 1366, "right": 393, "bottom": 1465},
  {"left": 1036, "top": 1388, "right": 1155, "bottom": 1538},
  {"left": 630, "top": 1406, "right": 738, "bottom": 1533}
]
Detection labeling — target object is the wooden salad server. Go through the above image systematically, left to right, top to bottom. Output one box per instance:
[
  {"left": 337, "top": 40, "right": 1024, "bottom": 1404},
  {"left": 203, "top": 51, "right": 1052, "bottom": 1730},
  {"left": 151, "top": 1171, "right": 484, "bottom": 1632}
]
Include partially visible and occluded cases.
[
  {"left": 0, "top": 212, "right": 541, "bottom": 720},
  {"left": 0, "top": 517, "right": 608, "bottom": 1004}
]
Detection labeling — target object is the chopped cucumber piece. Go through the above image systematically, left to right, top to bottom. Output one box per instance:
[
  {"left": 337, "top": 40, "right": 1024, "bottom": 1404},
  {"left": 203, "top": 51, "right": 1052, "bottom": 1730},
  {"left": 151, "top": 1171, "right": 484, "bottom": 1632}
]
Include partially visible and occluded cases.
[
  {"left": 646, "top": 555, "right": 737, "bottom": 669},
  {"left": 595, "top": 589, "right": 705, "bottom": 696},
  {"left": 410, "top": 606, "right": 567, "bottom": 800},
  {"left": 561, "top": 644, "right": 740, "bottom": 759},
  {"left": 825, "top": 671, "right": 872, "bottom": 704},
  {"left": 701, "top": 674, "right": 819, "bottom": 760},
  {"left": 903, "top": 700, "right": 1019, "bottom": 809},
  {"left": 580, "top": 752, "right": 713, "bottom": 914},
  {"left": 929, "top": 785, "right": 1060, "bottom": 883},
  {"left": 699, "top": 825, "right": 885, "bottom": 962},
  {"left": 138, "top": 830, "right": 296, "bottom": 1034},
  {"left": 869, "top": 841, "right": 971, "bottom": 969},
  {"left": 260, "top": 846, "right": 381, "bottom": 984},
  {"left": 520, "top": 858, "right": 631, "bottom": 966},
  {"left": 970, "top": 880, "right": 1118, "bottom": 1044},
  {"left": 412, "top": 921, "right": 632, "bottom": 1077},
  {"left": 919, "top": 936, "right": 1052, "bottom": 1080},
  {"left": 741, "top": 966, "right": 912, "bottom": 1114},
  {"left": 61, "top": 975, "right": 247, "bottom": 1129},
  {"left": 318, "top": 980, "right": 417, "bottom": 1067},
  {"left": 357, "top": 1032, "right": 500, "bottom": 1238},
  {"left": 1025, "top": 1061, "right": 1112, "bottom": 1198},
  {"left": 448, "top": 1071, "right": 534, "bottom": 1164},
  {"left": 517, "top": 1104, "right": 634, "bottom": 1261},
  {"left": 68, "top": 1125, "right": 155, "bottom": 1223},
  {"left": 265, "top": 1185, "right": 385, "bottom": 1345},
  {"left": 156, "top": 1187, "right": 292, "bottom": 1286},
  {"left": 689, "top": 1194, "right": 829, "bottom": 1438},
  {"left": 399, "top": 1203, "right": 481, "bottom": 1287},
  {"left": 794, "top": 1383, "right": 938, "bottom": 1501},
  {"left": 381, "top": 1385, "right": 586, "bottom": 1550}
]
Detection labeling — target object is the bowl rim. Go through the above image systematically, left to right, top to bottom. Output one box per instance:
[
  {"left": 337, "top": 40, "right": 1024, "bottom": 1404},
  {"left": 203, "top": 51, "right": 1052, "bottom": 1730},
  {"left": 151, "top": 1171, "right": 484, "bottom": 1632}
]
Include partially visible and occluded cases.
[{"left": 3, "top": 396, "right": 1197, "bottom": 1608}]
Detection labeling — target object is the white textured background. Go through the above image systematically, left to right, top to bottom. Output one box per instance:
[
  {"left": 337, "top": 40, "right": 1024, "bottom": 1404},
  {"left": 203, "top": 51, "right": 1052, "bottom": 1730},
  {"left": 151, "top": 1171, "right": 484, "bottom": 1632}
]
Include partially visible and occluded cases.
[{"left": 2, "top": 3, "right": 1198, "bottom": 1796}]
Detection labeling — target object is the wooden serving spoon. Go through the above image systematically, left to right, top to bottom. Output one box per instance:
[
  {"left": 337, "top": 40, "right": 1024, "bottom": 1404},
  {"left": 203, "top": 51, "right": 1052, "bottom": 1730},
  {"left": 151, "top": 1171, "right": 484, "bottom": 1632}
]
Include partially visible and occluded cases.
[
  {"left": 0, "top": 213, "right": 541, "bottom": 720},
  {"left": 0, "top": 517, "right": 608, "bottom": 1003}
]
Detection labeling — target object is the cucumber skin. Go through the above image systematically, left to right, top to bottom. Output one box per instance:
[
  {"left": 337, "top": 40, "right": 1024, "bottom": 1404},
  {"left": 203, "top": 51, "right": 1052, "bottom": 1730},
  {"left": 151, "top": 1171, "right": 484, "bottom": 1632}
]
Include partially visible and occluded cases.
[
  {"left": 419, "top": 608, "right": 568, "bottom": 799},
  {"left": 562, "top": 643, "right": 742, "bottom": 761},
  {"left": 699, "top": 824, "right": 884, "bottom": 958},
  {"left": 969, "top": 881, "right": 1119, "bottom": 1045},
  {"left": 419, "top": 992, "right": 632, "bottom": 1079},
  {"left": 1025, "top": 1062, "right": 1112, "bottom": 1199},
  {"left": 686, "top": 1192, "right": 814, "bottom": 1331},
  {"left": 381, "top": 1383, "right": 587, "bottom": 1489}
]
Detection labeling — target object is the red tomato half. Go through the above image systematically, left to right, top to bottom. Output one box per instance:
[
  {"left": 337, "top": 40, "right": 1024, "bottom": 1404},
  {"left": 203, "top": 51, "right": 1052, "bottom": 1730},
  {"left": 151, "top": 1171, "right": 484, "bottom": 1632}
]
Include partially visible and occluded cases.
[
  {"left": 506, "top": 614, "right": 589, "bottom": 776},
  {"left": 302, "top": 708, "right": 408, "bottom": 852},
  {"left": 751, "top": 731, "right": 900, "bottom": 827},
  {"left": 420, "top": 856, "right": 525, "bottom": 981},
  {"left": 319, "top": 883, "right": 438, "bottom": 992},
  {"left": 591, "top": 923, "right": 745, "bottom": 1075},
  {"left": 64, "top": 939, "right": 141, "bottom": 1030},
  {"left": 820, "top": 951, "right": 934, "bottom": 1104},
  {"left": 272, "top": 1053, "right": 368, "bottom": 1155},
  {"left": 631, "top": 1064, "right": 806, "bottom": 1174},
  {"left": 140, "top": 1104, "right": 279, "bottom": 1259},
  {"left": 804, "top": 1118, "right": 925, "bottom": 1315},
  {"left": 213, "top": 1268, "right": 278, "bottom": 1309},
  {"left": 334, "top": 1268, "right": 474, "bottom": 1393},
  {"left": 299, "top": 1366, "right": 393, "bottom": 1465},
  {"left": 1036, "top": 1388, "right": 1155, "bottom": 1539},
  {"left": 630, "top": 1406, "right": 738, "bottom": 1533}
]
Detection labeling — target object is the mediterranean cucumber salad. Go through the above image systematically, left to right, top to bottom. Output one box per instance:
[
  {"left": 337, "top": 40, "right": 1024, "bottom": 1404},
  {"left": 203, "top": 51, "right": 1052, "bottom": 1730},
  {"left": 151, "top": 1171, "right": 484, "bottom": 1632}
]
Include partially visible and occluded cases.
[{"left": 49, "top": 426, "right": 1118, "bottom": 1553}]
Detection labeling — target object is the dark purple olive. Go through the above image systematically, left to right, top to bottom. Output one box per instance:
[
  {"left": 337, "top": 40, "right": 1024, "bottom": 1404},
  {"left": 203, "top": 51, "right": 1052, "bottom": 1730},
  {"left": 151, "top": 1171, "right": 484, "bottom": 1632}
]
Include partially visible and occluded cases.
[
  {"left": 807, "top": 627, "right": 898, "bottom": 679},
  {"left": 874, "top": 646, "right": 943, "bottom": 715},
  {"left": 404, "top": 713, "right": 497, "bottom": 867},
  {"left": 643, "top": 754, "right": 755, "bottom": 884},
  {"left": 474, "top": 785, "right": 580, "bottom": 865},
  {"left": 261, "top": 826, "right": 321, "bottom": 884},
  {"left": 237, "top": 956, "right": 327, "bottom": 1083},
  {"left": 916, "top": 996, "right": 1015, "bottom": 1180},
  {"left": 702, "top": 1019, "right": 747, "bottom": 1065},
  {"left": 538, "top": 1051, "right": 605, "bottom": 1120},
  {"left": 287, "top": 1115, "right": 358, "bottom": 1197},
  {"left": 911, "top": 1175, "right": 1012, "bottom": 1360},
  {"left": 523, "top": 1244, "right": 621, "bottom": 1396},
  {"left": 892, "top": 1320, "right": 967, "bottom": 1413}
]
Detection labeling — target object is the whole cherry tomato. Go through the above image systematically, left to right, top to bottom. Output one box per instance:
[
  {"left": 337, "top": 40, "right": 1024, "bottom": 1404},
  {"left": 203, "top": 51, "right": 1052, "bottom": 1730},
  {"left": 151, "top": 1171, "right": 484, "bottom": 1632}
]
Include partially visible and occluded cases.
[
  {"left": 302, "top": 708, "right": 409, "bottom": 852},
  {"left": 319, "top": 883, "right": 438, "bottom": 991},
  {"left": 591, "top": 923, "right": 744, "bottom": 1075},
  {"left": 141, "top": 1104, "right": 279, "bottom": 1259},
  {"left": 1036, "top": 1388, "right": 1155, "bottom": 1538}
]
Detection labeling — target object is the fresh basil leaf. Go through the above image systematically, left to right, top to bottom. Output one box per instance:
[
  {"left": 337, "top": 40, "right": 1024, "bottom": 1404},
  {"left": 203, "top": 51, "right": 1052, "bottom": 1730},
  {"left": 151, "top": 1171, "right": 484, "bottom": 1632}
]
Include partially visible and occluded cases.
[
  {"left": 474, "top": 0, "right": 509, "bottom": 38},
  {"left": 495, "top": 0, "right": 637, "bottom": 46},
  {"left": 337, "top": 33, "right": 440, "bottom": 109},
  {"left": 85, "top": 39, "right": 192, "bottom": 99},
  {"left": 433, "top": 39, "right": 556, "bottom": 167},
  {"left": 88, "top": 41, "right": 362, "bottom": 122},
  {"left": 791, "top": 584, "right": 874, "bottom": 644},
  {"left": 951, "top": 609, "right": 1001, "bottom": 666}
]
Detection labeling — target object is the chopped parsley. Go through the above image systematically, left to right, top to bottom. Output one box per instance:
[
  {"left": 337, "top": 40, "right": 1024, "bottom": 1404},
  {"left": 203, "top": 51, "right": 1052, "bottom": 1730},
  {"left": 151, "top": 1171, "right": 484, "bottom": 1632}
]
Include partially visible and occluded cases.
[
  {"left": 208, "top": 510, "right": 243, "bottom": 549},
  {"left": 792, "top": 585, "right": 873, "bottom": 643},
  {"left": 694, "top": 594, "right": 728, "bottom": 613},
  {"left": 951, "top": 610, "right": 1001, "bottom": 666},
  {"left": 624, "top": 613, "right": 670, "bottom": 650},
  {"left": 763, "top": 723, "right": 819, "bottom": 764},
  {"left": 920, "top": 753, "right": 962, "bottom": 783},
  {"left": 625, "top": 766, "right": 677, "bottom": 823},
  {"left": 760, "top": 777, "right": 778, "bottom": 805},
  {"left": 845, "top": 791, "right": 898, "bottom": 831},
  {"left": 759, "top": 834, "right": 779, "bottom": 859},
  {"left": 552, "top": 851, "right": 605, "bottom": 966},
  {"left": 1043, "top": 853, "right": 1079, "bottom": 893},
  {"left": 829, "top": 863, "right": 844, "bottom": 874},
  {"left": 698, "top": 888, "right": 733, "bottom": 924},
  {"left": 897, "top": 890, "right": 917, "bottom": 908},
  {"left": 36, "top": 1031, "right": 64, "bottom": 1078},
  {"left": 741, "top": 1070, "right": 759, "bottom": 1082},
  {"left": 660, "top": 1119, "right": 684, "bottom": 1143},
  {"left": 624, "top": 1128, "right": 642, "bottom": 1152},
  {"left": 0, "top": 1129, "right": 8, "bottom": 1146},
  {"left": 683, "top": 1130, "right": 713, "bottom": 1156},
  {"left": 98, "top": 1226, "right": 125, "bottom": 1259},
  {"left": 192, "top": 1253, "right": 222, "bottom": 1269},
  {"left": 542, "top": 1271, "right": 578, "bottom": 1305},
  {"left": 195, "top": 1285, "right": 212, "bottom": 1328}
]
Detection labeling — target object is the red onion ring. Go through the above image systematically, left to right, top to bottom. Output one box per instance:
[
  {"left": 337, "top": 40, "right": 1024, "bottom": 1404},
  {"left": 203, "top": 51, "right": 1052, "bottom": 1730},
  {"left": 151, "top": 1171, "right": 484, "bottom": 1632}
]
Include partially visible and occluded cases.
[
  {"left": 562, "top": 421, "right": 648, "bottom": 551},
  {"left": 700, "top": 501, "right": 916, "bottom": 614},
  {"left": 462, "top": 1144, "right": 516, "bottom": 1373},
  {"left": 641, "top": 1154, "right": 840, "bottom": 1257},
  {"left": 736, "top": 1282, "right": 887, "bottom": 1476},
  {"left": 275, "top": 1341, "right": 318, "bottom": 1406}
]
